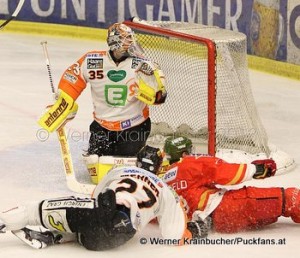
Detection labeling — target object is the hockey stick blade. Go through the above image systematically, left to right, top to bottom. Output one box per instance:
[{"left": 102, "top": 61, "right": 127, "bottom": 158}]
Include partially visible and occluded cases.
[
  {"left": 0, "top": 0, "right": 25, "bottom": 30},
  {"left": 57, "top": 127, "right": 95, "bottom": 195}
]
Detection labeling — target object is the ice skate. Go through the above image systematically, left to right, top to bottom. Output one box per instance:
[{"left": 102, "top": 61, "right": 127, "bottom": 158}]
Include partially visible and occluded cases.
[{"left": 12, "top": 227, "right": 60, "bottom": 249}]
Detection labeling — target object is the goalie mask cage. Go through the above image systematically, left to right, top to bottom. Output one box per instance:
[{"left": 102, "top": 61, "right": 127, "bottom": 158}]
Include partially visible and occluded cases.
[{"left": 124, "top": 20, "right": 294, "bottom": 173}]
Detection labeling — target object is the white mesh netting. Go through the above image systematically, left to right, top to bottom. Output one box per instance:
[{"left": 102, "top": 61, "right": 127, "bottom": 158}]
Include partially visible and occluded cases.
[{"left": 127, "top": 21, "right": 294, "bottom": 174}]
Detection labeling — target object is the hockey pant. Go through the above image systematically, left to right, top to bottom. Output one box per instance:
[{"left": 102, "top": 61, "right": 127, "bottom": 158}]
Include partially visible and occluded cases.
[
  {"left": 88, "top": 118, "right": 151, "bottom": 156},
  {"left": 212, "top": 186, "right": 300, "bottom": 233}
]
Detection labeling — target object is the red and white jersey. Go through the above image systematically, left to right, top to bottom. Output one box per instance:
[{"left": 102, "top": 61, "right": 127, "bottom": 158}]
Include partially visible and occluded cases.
[
  {"left": 58, "top": 50, "right": 151, "bottom": 131},
  {"left": 162, "top": 156, "right": 257, "bottom": 220},
  {"left": 93, "top": 166, "right": 189, "bottom": 240}
]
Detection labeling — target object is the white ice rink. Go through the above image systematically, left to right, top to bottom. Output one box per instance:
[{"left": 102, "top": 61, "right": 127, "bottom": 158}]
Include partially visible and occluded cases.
[{"left": 0, "top": 32, "right": 300, "bottom": 258}]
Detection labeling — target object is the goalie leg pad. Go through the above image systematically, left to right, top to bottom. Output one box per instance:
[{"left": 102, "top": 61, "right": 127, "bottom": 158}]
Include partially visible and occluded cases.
[
  {"left": 83, "top": 154, "right": 113, "bottom": 184},
  {"left": 83, "top": 155, "right": 137, "bottom": 184},
  {"left": 212, "top": 186, "right": 283, "bottom": 233}
]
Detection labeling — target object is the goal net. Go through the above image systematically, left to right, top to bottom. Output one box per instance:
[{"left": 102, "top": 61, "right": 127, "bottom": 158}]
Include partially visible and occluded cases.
[{"left": 124, "top": 19, "right": 294, "bottom": 174}]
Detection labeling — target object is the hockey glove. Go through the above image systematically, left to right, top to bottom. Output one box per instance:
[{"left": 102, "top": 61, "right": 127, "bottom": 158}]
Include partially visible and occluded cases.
[
  {"left": 135, "top": 61, "right": 167, "bottom": 105},
  {"left": 38, "top": 90, "right": 78, "bottom": 133},
  {"left": 252, "top": 159, "right": 277, "bottom": 179},
  {"left": 187, "top": 220, "right": 210, "bottom": 239}
]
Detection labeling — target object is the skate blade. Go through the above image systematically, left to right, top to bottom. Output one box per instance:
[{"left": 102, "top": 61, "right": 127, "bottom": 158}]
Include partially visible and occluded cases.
[{"left": 12, "top": 229, "right": 47, "bottom": 249}]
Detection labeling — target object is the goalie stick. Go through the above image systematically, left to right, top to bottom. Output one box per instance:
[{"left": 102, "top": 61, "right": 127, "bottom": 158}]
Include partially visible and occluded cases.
[
  {"left": 0, "top": 0, "right": 25, "bottom": 30},
  {"left": 40, "top": 41, "right": 95, "bottom": 195}
]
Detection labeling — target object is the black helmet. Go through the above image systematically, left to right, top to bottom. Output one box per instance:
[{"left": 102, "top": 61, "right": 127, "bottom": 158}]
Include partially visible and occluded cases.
[{"left": 136, "top": 145, "right": 163, "bottom": 174}]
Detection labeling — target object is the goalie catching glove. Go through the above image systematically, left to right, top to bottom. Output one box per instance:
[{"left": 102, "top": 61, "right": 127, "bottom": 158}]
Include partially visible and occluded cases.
[
  {"left": 135, "top": 61, "right": 167, "bottom": 105},
  {"left": 38, "top": 90, "right": 78, "bottom": 132},
  {"left": 252, "top": 159, "right": 277, "bottom": 179}
]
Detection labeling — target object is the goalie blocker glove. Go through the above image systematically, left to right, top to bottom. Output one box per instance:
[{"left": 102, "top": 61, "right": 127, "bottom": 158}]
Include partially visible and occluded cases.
[{"left": 252, "top": 159, "right": 277, "bottom": 179}]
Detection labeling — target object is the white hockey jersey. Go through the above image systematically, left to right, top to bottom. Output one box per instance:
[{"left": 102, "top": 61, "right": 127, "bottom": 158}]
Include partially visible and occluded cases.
[
  {"left": 58, "top": 50, "right": 151, "bottom": 131},
  {"left": 92, "top": 166, "right": 188, "bottom": 240}
]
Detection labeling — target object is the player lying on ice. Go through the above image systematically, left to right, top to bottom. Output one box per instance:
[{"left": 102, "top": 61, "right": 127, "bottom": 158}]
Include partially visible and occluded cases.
[
  {"left": 160, "top": 136, "right": 300, "bottom": 233},
  {"left": 0, "top": 147, "right": 205, "bottom": 251}
]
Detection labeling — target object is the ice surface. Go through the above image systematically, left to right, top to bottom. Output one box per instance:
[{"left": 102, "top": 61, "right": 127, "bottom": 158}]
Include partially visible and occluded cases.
[{"left": 0, "top": 32, "right": 300, "bottom": 258}]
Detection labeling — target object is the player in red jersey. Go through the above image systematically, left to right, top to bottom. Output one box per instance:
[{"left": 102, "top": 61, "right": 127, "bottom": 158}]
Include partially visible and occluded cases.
[{"left": 161, "top": 136, "right": 300, "bottom": 233}]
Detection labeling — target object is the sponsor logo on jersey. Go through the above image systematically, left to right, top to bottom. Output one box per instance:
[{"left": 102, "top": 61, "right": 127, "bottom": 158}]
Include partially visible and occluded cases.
[
  {"left": 87, "top": 53, "right": 104, "bottom": 58},
  {"left": 87, "top": 58, "right": 103, "bottom": 69},
  {"left": 107, "top": 70, "right": 126, "bottom": 82},
  {"left": 63, "top": 72, "right": 77, "bottom": 84},
  {"left": 105, "top": 85, "right": 127, "bottom": 106},
  {"left": 121, "top": 114, "right": 144, "bottom": 129},
  {"left": 131, "top": 114, "right": 143, "bottom": 122},
  {"left": 121, "top": 119, "right": 131, "bottom": 129},
  {"left": 162, "top": 167, "right": 178, "bottom": 183},
  {"left": 123, "top": 168, "right": 141, "bottom": 174},
  {"left": 126, "top": 168, "right": 163, "bottom": 186},
  {"left": 147, "top": 174, "right": 164, "bottom": 187},
  {"left": 45, "top": 198, "right": 95, "bottom": 209},
  {"left": 48, "top": 214, "right": 66, "bottom": 232}
]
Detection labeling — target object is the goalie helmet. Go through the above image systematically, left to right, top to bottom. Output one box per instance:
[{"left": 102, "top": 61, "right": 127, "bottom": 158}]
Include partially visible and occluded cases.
[
  {"left": 107, "top": 23, "right": 144, "bottom": 57},
  {"left": 164, "top": 136, "right": 193, "bottom": 163},
  {"left": 136, "top": 145, "right": 163, "bottom": 174}
]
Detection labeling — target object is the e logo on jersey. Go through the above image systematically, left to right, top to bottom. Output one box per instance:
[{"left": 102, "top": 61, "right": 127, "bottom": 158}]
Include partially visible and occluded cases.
[{"left": 105, "top": 85, "right": 127, "bottom": 106}]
